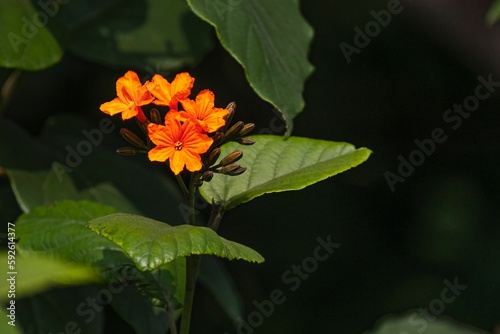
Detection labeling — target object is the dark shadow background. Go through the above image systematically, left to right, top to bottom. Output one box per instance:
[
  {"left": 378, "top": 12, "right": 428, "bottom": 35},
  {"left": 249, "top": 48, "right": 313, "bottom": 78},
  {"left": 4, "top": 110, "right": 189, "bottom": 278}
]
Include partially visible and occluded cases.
[{"left": 1, "top": 0, "right": 499, "bottom": 333}]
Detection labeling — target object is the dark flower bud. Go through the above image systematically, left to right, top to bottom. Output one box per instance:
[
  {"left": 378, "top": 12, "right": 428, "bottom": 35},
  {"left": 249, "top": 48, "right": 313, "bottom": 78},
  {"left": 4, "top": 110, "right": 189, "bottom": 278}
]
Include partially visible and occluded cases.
[
  {"left": 224, "top": 102, "right": 236, "bottom": 128},
  {"left": 150, "top": 108, "right": 162, "bottom": 124},
  {"left": 224, "top": 121, "right": 244, "bottom": 139},
  {"left": 238, "top": 123, "right": 255, "bottom": 137},
  {"left": 120, "top": 128, "right": 148, "bottom": 149},
  {"left": 211, "top": 132, "right": 225, "bottom": 147},
  {"left": 237, "top": 137, "right": 256, "bottom": 145},
  {"left": 207, "top": 148, "right": 221, "bottom": 166},
  {"left": 220, "top": 150, "right": 243, "bottom": 166},
  {"left": 220, "top": 163, "right": 241, "bottom": 174},
  {"left": 226, "top": 166, "right": 247, "bottom": 176},
  {"left": 202, "top": 171, "right": 214, "bottom": 182},
  {"left": 193, "top": 179, "right": 204, "bottom": 187}
]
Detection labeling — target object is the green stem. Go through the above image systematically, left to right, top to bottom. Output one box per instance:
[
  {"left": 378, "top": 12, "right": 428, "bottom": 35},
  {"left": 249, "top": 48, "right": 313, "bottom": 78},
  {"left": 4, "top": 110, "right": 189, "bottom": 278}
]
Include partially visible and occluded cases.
[
  {"left": 179, "top": 173, "right": 202, "bottom": 334},
  {"left": 187, "top": 173, "right": 198, "bottom": 226},
  {"left": 175, "top": 174, "right": 189, "bottom": 201},
  {"left": 207, "top": 203, "right": 226, "bottom": 232},
  {"left": 179, "top": 255, "right": 199, "bottom": 334},
  {"left": 163, "top": 291, "right": 178, "bottom": 334}
]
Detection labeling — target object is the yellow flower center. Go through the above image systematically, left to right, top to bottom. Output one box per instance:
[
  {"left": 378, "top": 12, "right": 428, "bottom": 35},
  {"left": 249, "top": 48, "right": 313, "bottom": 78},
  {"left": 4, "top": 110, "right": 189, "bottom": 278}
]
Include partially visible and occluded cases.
[{"left": 175, "top": 141, "right": 183, "bottom": 151}]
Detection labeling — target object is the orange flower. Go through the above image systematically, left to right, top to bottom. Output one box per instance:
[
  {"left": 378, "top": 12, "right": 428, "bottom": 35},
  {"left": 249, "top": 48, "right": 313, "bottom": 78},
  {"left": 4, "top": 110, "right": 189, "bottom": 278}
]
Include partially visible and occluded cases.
[
  {"left": 99, "top": 71, "right": 154, "bottom": 122},
  {"left": 146, "top": 73, "right": 194, "bottom": 111},
  {"left": 179, "top": 89, "right": 229, "bottom": 133},
  {"left": 147, "top": 112, "right": 213, "bottom": 175}
]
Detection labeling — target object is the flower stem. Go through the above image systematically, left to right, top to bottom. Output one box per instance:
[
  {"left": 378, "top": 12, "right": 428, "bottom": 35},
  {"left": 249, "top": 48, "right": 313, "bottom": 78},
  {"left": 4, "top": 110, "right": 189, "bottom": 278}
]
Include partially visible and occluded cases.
[
  {"left": 179, "top": 173, "right": 202, "bottom": 334},
  {"left": 175, "top": 174, "right": 189, "bottom": 201},
  {"left": 207, "top": 203, "right": 226, "bottom": 232},
  {"left": 179, "top": 255, "right": 199, "bottom": 334}
]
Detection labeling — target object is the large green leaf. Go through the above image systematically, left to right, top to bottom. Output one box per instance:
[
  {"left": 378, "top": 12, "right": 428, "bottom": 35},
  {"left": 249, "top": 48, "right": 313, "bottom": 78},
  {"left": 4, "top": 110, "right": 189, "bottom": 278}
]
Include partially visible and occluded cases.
[
  {"left": 0, "top": 0, "right": 62, "bottom": 70},
  {"left": 67, "top": 0, "right": 213, "bottom": 70},
  {"left": 187, "top": 0, "right": 314, "bottom": 134},
  {"left": 200, "top": 135, "right": 372, "bottom": 209},
  {"left": 15, "top": 200, "right": 185, "bottom": 309},
  {"left": 16, "top": 200, "right": 124, "bottom": 265},
  {"left": 87, "top": 213, "right": 265, "bottom": 271},
  {"left": 0, "top": 253, "right": 99, "bottom": 301},
  {"left": 363, "top": 312, "right": 489, "bottom": 334}
]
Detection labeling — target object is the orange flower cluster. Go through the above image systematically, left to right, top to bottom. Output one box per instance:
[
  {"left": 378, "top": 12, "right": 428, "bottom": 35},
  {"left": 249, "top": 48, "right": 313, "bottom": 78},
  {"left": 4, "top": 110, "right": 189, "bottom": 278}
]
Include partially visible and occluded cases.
[{"left": 100, "top": 71, "right": 229, "bottom": 175}]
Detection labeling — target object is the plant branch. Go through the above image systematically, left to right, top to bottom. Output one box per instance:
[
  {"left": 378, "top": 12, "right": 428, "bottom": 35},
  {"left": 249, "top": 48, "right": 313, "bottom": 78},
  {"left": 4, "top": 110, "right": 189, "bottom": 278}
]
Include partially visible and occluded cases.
[
  {"left": 207, "top": 202, "right": 226, "bottom": 232},
  {"left": 179, "top": 255, "right": 199, "bottom": 334}
]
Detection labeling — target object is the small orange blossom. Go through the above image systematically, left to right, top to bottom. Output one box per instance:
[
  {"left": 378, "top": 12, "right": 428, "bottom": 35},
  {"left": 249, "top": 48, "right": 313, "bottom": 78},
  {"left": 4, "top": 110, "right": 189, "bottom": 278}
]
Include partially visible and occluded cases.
[
  {"left": 99, "top": 71, "right": 154, "bottom": 122},
  {"left": 146, "top": 73, "right": 194, "bottom": 111},
  {"left": 179, "top": 89, "right": 229, "bottom": 133},
  {"left": 147, "top": 112, "right": 213, "bottom": 175}
]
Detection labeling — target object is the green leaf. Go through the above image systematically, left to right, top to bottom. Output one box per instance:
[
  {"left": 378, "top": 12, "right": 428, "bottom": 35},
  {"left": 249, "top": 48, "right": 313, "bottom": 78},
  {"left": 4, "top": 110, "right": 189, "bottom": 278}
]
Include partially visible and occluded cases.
[
  {"left": 0, "top": 0, "right": 62, "bottom": 70},
  {"left": 67, "top": 0, "right": 213, "bottom": 70},
  {"left": 187, "top": 0, "right": 314, "bottom": 134},
  {"left": 486, "top": 0, "right": 500, "bottom": 26},
  {"left": 200, "top": 135, "right": 372, "bottom": 210},
  {"left": 15, "top": 200, "right": 185, "bottom": 308},
  {"left": 15, "top": 200, "right": 125, "bottom": 266},
  {"left": 87, "top": 213, "right": 265, "bottom": 271},
  {"left": 0, "top": 253, "right": 99, "bottom": 301},
  {"left": 363, "top": 312, "right": 489, "bottom": 334}
]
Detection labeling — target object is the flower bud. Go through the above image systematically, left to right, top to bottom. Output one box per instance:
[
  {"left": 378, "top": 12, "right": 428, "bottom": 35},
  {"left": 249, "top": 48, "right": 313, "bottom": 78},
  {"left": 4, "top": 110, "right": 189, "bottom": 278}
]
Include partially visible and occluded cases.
[
  {"left": 224, "top": 102, "right": 236, "bottom": 128},
  {"left": 150, "top": 108, "right": 162, "bottom": 124},
  {"left": 224, "top": 121, "right": 244, "bottom": 139},
  {"left": 238, "top": 123, "right": 255, "bottom": 137},
  {"left": 120, "top": 128, "right": 148, "bottom": 149},
  {"left": 211, "top": 132, "right": 225, "bottom": 147},
  {"left": 237, "top": 137, "right": 256, "bottom": 145},
  {"left": 116, "top": 147, "right": 143, "bottom": 155},
  {"left": 207, "top": 148, "right": 221, "bottom": 166},
  {"left": 220, "top": 150, "right": 243, "bottom": 166},
  {"left": 220, "top": 163, "right": 241, "bottom": 174},
  {"left": 227, "top": 166, "right": 247, "bottom": 176},
  {"left": 202, "top": 171, "right": 214, "bottom": 182},
  {"left": 194, "top": 179, "right": 204, "bottom": 187}
]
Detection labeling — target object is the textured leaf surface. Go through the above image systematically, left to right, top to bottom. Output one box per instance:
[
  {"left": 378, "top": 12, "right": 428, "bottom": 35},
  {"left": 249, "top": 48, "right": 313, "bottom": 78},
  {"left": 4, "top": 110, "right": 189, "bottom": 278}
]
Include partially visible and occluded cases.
[
  {"left": 0, "top": 0, "right": 62, "bottom": 69},
  {"left": 187, "top": 0, "right": 314, "bottom": 134},
  {"left": 200, "top": 135, "right": 372, "bottom": 209},
  {"left": 87, "top": 213, "right": 264, "bottom": 271}
]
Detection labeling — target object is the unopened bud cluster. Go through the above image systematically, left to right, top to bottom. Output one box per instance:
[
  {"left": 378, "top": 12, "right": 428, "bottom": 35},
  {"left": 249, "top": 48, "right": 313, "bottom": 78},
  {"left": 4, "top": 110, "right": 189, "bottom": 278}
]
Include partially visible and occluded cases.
[{"left": 195, "top": 102, "right": 255, "bottom": 187}]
